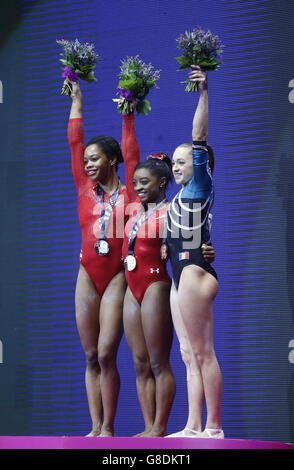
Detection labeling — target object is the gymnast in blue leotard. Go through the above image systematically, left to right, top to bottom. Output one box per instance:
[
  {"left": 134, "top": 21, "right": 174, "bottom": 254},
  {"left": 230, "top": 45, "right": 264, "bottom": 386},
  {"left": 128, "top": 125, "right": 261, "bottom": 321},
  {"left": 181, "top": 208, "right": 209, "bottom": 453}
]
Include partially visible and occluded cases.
[
  {"left": 164, "top": 66, "right": 224, "bottom": 439},
  {"left": 165, "top": 140, "right": 217, "bottom": 289}
]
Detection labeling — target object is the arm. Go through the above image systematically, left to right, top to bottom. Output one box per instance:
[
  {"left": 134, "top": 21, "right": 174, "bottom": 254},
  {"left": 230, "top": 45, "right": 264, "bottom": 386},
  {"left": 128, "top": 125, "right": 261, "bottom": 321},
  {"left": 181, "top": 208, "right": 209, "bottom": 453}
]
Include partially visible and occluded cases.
[
  {"left": 190, "top": 66, "right": 208, "bottom": 141},
  {"left": 188, "top": 67, "right": 212, "bottom": 197},
  {"left": 66, "top": 81, "right": 88, "bottom": 189},
  {"left": 120, "top": 104, "right": 140, "bottom": 202}
]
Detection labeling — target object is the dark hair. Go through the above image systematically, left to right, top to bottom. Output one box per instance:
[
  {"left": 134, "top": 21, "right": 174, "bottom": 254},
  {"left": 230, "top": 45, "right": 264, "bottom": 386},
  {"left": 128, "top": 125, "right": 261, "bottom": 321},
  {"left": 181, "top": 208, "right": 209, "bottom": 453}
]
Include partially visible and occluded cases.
[
  {"left": 85, "top": 135, "right": 123, "bottom": 170},
  {"left": 206, "top": 144, "right": 214, "bottom": 174},
  {"left": 135, "top": 153, "right": 173, "bottom": 188}
]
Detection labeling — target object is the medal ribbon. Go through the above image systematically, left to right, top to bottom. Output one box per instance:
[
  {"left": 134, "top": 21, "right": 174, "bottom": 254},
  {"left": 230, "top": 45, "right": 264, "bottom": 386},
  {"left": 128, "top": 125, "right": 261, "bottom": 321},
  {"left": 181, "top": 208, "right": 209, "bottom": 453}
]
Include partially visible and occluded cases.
[
  {"left": 96, "top": 179, "right": 120, "bottom": 241},
  {"left": 127, "top": 198, "right": 167, "bottom": 256}
]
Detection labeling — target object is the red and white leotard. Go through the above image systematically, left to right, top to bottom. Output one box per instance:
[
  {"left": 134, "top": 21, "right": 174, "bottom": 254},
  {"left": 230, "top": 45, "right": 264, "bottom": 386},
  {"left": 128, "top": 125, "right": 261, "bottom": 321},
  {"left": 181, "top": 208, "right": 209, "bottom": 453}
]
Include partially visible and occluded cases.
[{"left": 68, "top": 117, "right": 139, "bottom": 297}]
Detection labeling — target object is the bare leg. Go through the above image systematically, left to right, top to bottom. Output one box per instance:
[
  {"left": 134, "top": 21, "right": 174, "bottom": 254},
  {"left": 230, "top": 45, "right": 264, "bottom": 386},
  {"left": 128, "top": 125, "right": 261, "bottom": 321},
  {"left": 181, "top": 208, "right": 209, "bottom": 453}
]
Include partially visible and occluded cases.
[
  {"left": 75, "top": 265, "right": 102, "bottom": 436},
  {"left": 178, "top": 265, "right": 222, "bottom": 434},
  {"left": 98, "top": 270, "right": 126, "bottom": 436},
  {"left": 169, "top": 281, "right": 204, "bottom": 433},
  {"left": 141, "top": 282, "right": 176, "bottom": 436},
  {"left": 123, "top": 286, "right": 155, "bottom": 435}
]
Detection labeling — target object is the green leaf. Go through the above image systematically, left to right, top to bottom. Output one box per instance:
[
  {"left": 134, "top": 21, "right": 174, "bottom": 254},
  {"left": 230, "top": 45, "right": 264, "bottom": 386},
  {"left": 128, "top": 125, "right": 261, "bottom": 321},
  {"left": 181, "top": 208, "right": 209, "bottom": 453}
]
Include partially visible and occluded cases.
[
  {"left": 175, "top": 55, "right": 192, "bottom": 70},
  {"left": 136, "top": 99, "right": 151, "bottom": 116}
]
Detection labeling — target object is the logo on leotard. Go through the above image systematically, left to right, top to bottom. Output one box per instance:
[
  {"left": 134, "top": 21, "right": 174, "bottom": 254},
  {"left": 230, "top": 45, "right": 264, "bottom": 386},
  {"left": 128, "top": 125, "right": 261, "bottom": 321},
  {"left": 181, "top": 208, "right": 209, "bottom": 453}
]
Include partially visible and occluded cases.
[{"left": 150, "top": 268, "right": 160, "bottom": 274}]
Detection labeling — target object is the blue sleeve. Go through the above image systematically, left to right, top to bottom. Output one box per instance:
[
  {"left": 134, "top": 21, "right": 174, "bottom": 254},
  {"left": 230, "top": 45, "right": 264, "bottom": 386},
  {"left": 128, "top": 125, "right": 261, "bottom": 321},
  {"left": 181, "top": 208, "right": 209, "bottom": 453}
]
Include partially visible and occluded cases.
[{"left": 182, "top": 143, "right": 213, "bottom": 199}]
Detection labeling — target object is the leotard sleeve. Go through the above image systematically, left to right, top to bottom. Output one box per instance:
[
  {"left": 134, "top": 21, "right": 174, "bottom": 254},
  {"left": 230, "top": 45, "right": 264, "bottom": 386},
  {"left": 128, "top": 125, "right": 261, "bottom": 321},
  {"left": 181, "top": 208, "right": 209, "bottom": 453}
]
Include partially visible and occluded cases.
[
  {"left": 121, "top": 114, "right": 140, "bottom": 203},
  {"left": 68, "top": 118, "right": 88, "bottom": 191},
  {"left": 183, "top": 141, "right": 213, "bottom": 200}
]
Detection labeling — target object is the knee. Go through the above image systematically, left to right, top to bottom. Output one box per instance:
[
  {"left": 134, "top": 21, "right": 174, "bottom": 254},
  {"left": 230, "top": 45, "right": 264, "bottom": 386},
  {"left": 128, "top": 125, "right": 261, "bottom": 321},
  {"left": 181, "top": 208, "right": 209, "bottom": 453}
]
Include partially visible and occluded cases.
[
  {"left": 179, "top": 341, "right": 193, "bottom": 367},
  {"left": 193, "top": 345, "right": 214, "bottom": 368},
  {"left": 98, "top": 347, "right": 116, "bottom": 371},
  {"left": 85, "top": 349, "right": 99, "bottom": 369},
  {"left": 133, "top": 354, "right": 151, "bottom": 378},
  {"left": 149, "top": 359, "right": 164, "bottom": 377}
]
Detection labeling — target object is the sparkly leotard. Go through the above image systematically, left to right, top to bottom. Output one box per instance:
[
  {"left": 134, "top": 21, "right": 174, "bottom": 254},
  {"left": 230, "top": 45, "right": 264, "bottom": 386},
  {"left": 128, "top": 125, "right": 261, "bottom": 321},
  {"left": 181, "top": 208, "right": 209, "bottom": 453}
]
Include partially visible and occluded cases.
[
  {"left": 121, "top": 115, "right": 171, "bottom": 305},
  {"left": 68, "top": 117, "right": 138, "bottom": 297},
  {"left": 166, "top": 142, "right": 217, "bottom": 289}
]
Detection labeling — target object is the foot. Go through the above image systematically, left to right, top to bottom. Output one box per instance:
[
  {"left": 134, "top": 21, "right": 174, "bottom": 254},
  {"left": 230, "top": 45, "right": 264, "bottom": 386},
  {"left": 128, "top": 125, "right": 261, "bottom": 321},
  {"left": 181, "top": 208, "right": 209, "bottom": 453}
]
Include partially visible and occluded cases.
[
  {"left": 99, "top": 425, "right": 114, "bottom": 437},
  {"left": 85, "top": 427, "right": 102, "bottom": 437},
  {"left": 135, "top": 428, "right": 165, "bottom": 437},
  {"left": 165, "top": 428, "right": 200, "bottom": 438},
  {"left": 194, "top": 428, "right": 224, "bottom": 439},
  {"left": 133, "top": 429, "right": 152, "bottom": 437},
  {"left": 141, "top": 430, "right": 165, "bottom": 437}
]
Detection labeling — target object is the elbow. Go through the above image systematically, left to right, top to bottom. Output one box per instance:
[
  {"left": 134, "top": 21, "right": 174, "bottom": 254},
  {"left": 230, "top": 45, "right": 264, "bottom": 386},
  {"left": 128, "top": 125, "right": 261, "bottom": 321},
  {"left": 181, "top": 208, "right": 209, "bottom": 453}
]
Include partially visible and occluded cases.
[
  {"left": 192, "top": 124, "right": 208, "bottom": 142},
  {"left": 192, "top": 131, "right": 208, "bottom": 142}
]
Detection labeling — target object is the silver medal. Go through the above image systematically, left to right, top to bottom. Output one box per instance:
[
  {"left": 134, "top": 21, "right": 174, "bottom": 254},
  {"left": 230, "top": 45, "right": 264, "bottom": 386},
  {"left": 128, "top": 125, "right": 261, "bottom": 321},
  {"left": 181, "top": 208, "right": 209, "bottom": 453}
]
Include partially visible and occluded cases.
[
  {"left": 94, "top": 239, "right": 110, "bottom": 256},
  {"left": 124, "top": 254, "right": 137, "bottom": 271}
]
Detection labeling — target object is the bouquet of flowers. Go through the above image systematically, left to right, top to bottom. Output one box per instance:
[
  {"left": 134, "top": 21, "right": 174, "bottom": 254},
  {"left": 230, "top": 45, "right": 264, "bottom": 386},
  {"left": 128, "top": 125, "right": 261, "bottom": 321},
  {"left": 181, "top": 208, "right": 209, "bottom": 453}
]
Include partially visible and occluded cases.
[
  {"left": 175, "top": 27, "right": 224, "bottom": 92},
  {"left": 56, "top": 39, "right": 99, "bottom": 96},
  {"left": 113, "top": 55, "right": 160, "bottom": 116}
]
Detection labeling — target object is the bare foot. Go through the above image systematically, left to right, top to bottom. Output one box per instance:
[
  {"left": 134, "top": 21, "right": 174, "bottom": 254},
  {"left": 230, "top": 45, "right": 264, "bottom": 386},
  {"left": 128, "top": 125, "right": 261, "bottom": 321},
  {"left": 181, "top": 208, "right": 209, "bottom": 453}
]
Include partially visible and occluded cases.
[
  {"left": 133, "top": 429, "right": 151, "bottom": 437},
  {"left": 137, "top": 429, "right": 165, "bottom": 437}
]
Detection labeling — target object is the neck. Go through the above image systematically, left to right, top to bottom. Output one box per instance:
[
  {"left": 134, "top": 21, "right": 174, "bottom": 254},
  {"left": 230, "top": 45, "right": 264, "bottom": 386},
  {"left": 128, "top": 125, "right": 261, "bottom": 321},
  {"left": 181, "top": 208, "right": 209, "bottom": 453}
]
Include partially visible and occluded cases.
[
  {"left": 98, "top": 172, "right": 119, "bottom": 195},
  {"left": 143, "top": 193, "right": 166, "bottom": 210}
]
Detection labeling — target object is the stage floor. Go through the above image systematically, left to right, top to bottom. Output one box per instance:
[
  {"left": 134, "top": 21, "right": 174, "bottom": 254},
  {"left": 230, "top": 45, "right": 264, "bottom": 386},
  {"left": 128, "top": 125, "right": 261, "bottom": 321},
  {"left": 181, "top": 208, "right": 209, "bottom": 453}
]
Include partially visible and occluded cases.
[{"left": 0, "top": 436, "right": 293, "bottom": 449}]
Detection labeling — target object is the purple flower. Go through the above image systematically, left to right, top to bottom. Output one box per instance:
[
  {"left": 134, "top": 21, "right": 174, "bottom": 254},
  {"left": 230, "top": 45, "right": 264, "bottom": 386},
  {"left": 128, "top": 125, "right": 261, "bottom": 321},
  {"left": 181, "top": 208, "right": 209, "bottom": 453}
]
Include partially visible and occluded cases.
[
  {"left": 62, "top": 66, "right": 78, "bottom": 82},
  {"left": 116, "top": 86, "right": 134, "bottom": 102}
]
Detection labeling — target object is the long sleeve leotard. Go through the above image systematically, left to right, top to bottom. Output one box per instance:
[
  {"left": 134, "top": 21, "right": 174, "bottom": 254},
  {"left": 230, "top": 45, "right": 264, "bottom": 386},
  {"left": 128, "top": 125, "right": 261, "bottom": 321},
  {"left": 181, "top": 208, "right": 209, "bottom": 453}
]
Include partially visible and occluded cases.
[
  {"left": 68, "top": 117, "right": 138, "bottom": 296},
  {"left": 166, "top": 142, "right": 217, "bottom": 289}
]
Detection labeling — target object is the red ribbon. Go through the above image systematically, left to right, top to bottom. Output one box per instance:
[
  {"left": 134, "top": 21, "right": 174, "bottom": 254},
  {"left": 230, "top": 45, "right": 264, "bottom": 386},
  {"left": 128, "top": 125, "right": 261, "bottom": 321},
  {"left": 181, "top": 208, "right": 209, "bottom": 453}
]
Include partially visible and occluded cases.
[{"left": 148, "top": 152, "right": 166, "bottom": 161}]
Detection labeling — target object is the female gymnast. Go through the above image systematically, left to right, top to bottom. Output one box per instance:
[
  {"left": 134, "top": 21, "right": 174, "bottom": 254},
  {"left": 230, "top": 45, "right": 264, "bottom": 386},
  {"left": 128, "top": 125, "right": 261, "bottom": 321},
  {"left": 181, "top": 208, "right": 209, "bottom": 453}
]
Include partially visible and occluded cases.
[
  {"left": 164, "top": 66, "right": 223, "bottom": 439},
  {"left": 66, "top": 81, "right": 138, "bottom": 436},
  {"left": 120, "top": 110, "right": 215, "bottom": 437}
]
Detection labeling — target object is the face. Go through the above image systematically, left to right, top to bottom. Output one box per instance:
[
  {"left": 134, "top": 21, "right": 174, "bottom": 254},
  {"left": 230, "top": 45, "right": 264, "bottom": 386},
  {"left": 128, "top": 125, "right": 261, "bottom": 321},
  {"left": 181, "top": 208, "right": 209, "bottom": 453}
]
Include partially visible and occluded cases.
[
  {"left": 84, "top": 144, "right": 115, "bottom": 182},
  {"left": 172, "top": 146, "right": 193, "bottom": 186},
  {"left": 133, "top": 168, "right": 165, "bottom": 205}
]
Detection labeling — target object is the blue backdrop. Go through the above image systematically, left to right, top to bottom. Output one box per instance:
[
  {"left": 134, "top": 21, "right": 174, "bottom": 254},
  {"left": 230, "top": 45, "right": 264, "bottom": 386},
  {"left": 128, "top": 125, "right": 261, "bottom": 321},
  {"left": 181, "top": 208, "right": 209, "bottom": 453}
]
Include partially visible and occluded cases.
[{"left": 0, "top": 0, "right": 294, "bottom": 442}]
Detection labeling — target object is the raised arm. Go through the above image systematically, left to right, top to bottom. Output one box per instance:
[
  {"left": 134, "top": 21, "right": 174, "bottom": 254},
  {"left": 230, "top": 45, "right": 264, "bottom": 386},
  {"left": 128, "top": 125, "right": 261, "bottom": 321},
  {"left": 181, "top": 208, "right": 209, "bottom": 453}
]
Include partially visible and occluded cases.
[
  {"left": 190, "top": 66, "right": 208, "bottom": 141},
  {"left": 187, "top": 67, "right": 212, "bottom": 196},
  {"left": 66, "top": 81, "right": 88, "bottom": 189},
  {"left": 120, "top": 103, "right": 140, "bottom": 202}
]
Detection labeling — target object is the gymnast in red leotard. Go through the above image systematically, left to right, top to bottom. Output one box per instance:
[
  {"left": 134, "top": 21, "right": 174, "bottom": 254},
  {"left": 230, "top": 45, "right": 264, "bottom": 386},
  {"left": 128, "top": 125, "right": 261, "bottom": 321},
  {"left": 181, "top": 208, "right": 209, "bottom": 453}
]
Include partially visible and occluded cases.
[
  {"left": 66, "top": 81, "right": 139, "bottom": 437},
  {"left": 122, "top": 147, "right": 175, "bottom": 437}
]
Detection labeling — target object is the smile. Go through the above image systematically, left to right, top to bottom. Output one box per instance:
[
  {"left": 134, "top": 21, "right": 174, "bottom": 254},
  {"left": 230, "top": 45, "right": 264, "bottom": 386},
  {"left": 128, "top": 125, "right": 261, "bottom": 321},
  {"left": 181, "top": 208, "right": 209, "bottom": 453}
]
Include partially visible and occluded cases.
[{"left": 87, "top": 169, "right": 97, "bottom": 176}]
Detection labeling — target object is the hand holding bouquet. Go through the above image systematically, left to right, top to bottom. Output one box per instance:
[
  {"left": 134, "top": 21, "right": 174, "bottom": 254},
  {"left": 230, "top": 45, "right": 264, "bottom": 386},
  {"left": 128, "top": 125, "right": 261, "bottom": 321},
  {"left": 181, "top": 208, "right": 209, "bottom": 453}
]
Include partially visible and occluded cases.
[
  {"left": 175, "top": 27, "right": 224, "bottom": 92},
  {"left": 56, "top": 39, "right": 99, "bottom": 96},
  {"left": 113, "top": 55, "right": 160, "bottom": 116}
]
